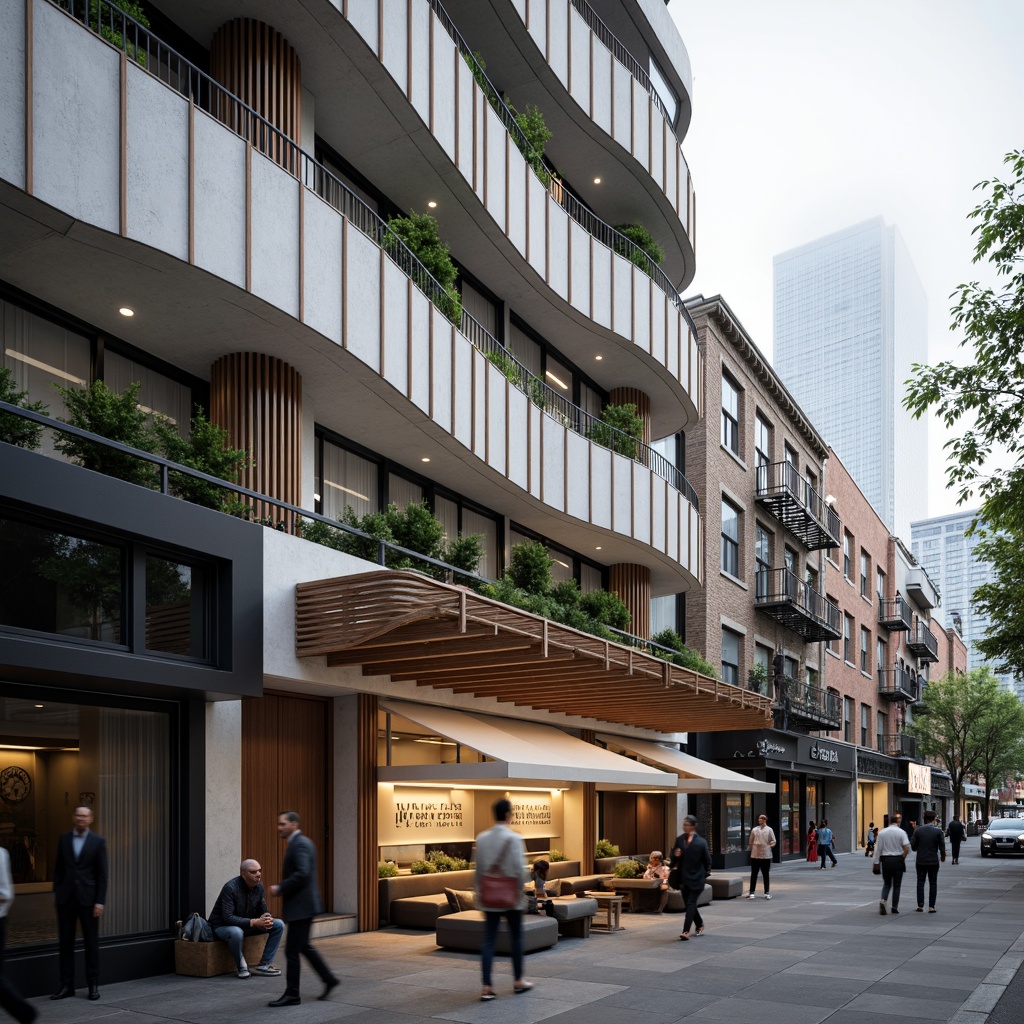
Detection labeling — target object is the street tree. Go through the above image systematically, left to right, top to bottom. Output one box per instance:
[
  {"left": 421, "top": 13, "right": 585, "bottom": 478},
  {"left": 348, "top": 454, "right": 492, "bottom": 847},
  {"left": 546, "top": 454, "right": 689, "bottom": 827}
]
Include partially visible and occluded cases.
[
  {"left": 908, "top": 668, "right": 1003, "bottom": 813},
  {"left": 972, "top": 678, "right": 1024, "bottom": 818}
]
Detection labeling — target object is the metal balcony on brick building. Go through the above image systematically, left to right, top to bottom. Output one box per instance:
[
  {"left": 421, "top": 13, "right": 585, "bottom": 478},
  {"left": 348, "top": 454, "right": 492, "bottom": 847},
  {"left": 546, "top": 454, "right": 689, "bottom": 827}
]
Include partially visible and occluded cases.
[
  {"left": 755, "top": 461, "right": 841, "bottom": 550},
  {"left": 755, "top": 568, "right": 842, "bottom": 642},
  {"left": 878, "top": 596, "right": 913, "bottom": 632},
  {"left": 906, "top": 620, "right": 939, "bottom": 663},
  {"left": 878, "top": 667, "right": 918, "bottom": 702},
  {"left": 774, "top": 677, "right": 842, "bottom": 731},
  {"left": 881, "top": 733, "right": 917, "bottom": 759}
]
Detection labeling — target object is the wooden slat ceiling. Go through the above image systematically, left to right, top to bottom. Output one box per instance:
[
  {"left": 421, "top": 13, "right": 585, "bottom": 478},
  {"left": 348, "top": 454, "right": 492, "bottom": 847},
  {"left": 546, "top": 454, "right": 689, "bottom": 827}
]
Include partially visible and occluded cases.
[{"left": 295, "top": 571, "right": 774, "bottom": 733}]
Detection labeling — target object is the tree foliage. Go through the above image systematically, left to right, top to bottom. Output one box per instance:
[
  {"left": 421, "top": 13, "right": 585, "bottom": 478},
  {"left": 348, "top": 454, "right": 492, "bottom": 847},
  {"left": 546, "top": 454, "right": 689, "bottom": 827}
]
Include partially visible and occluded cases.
[
  {"left": 383, "top": 211, "right": 462, "bottom": 324},
  {"left": 613, "top": 223, "right": 665, "bottom": 278},
  {"left": 0, "top": 366, "right": 48, "bottom": 450},
  {"left": 587, "top": 403, "right": 645, "bottom": 460},
  {"left": 907, "top": 668, "right": 1015, "bottom": 810},
  {"left": 973, "top": 682, "right": 1024, "bottom": 817}
]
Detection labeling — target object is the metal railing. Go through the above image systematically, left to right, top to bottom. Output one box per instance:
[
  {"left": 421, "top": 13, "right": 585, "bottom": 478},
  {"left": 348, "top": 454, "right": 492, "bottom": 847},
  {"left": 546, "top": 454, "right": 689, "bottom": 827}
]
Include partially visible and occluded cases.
[
  {"left": 50, "top": 0, "right": 699, "bottom": 504},
  {"left": 425, "top": 0, "right": 697, "bottom": 334},
  {"left": 568, "top": 0, "right": 674, "bottom": 126},
  {"left": 1, "top": 403, "right": 687, "bottom": 653},
  {"left": 755, "top": 461, "right": 842, "bottom": 543},
  {"left": 755, "top": 568, "right": 843, "bottom": 636},
  {"left": 878, "top": 595, "right": 913, "bottom": 631},
  {"left": 907, "top": 620, "right": 940, "bottom": 662},
  {"left": 877, "top": 667, "right": 918, "bottom": 702},
  {"left": 776, "top": 676, "right": 842, "bottom": 726},
  {"left": 881, "top": 733, "right": 917, "bottom": 759}
]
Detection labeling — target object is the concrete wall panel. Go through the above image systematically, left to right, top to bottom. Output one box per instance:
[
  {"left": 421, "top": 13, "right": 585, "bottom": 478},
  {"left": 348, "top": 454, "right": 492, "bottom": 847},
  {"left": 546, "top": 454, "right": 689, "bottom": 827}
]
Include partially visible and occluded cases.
[
  {"left": 0, "top": 0, "right": 26, "bottom": 190},
  {"left": 380, "top": 0, "right": 407, "bottom": 96},
  {"left": 547, "top": 0, "right": 568, "bottom": 86},
  {"left": 409, "top": 1, "right": 431, "bottom": 126},
  {"left": 568, "top": 8, "right": 590, "bottom": 110},
  {"left": 431, "top": 17, "right": 456, "bottom": 160},
  {"left": 611, "top": 60, "right": 632, "bottom": 154},
  {"left": 484, "top": 106, "right": 506, "bottom": 234},
  {"left": 193, "top": 110, "right": 246, "bottom": 289},
  {"left": 250, "top": 153, "right": 299, "bottom": 319},
  {"left": 507, "top": 161, "right": 526, "bottom": 256},
  {"left": 302, "top": 190, "right": 343, "bottom": 345},
  {"left": 547, "top": 206, "right": 569, "bottom": 300},
  {"left": 569, "top": 220, "right": 590, "bottom": 316},
  {"left": 345, "top": 227, "right": 382, "bottom": 373},
  {"left": 592, "top": 243, "right": 611, "bottom": 330},
  {"left": 611, "top": 252, "right": 632, "bottom": 339},
  {"left": 382, "top": 259, "right": 409, "bottom": 397},
  {"left": 408, "top": 291, "right": 431, "bottom": 414},
  {"left": 431, "top": 314, "right": 453, "bottom": 433},
  {"left": 452, "top": 337, "right": 473, "bottom": 449},
  {"left": 486, "top": 361, "right": 507, "bottom": 476},
  {"left": 507, "top": 388, "right": 529, "bottom": 491},
  {"left": 541, "top": 417, "right": 565, "bottom": 512},
  {"left": 565, "top": 431, "right": 589, "bottom": 522},
  {"left": 590, "top": 447, "right": 612, "bottom": 529},
  {"left": 612, "top": 452, "right": 632, "bottom": 536},
  {"left": 633, "top": 468, "right": 651, "bottom": 545}
]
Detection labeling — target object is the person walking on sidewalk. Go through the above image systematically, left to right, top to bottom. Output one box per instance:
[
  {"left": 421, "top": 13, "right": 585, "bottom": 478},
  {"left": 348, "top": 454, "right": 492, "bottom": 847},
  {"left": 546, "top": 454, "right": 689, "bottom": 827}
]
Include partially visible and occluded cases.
[
  {"left": 911, "top": 810, "right": 946, "bottom": 912},
  {"left": 669, "top": 815, "right": 711, "bottom": 941},
  {"left": 746, "top": 815, "right": 776, "bottom": 899},
  {"left": 874, "top": 815, "right": 910, "bottom": 914},
  {"left": 946, "top": 815, "right": 967, "bottom": 864},
  {"left": 817, "top": 820, "right": 837, "bottom": 868},
  {"left": 806, "top": 821, "right": 818, "bottom": 864}
]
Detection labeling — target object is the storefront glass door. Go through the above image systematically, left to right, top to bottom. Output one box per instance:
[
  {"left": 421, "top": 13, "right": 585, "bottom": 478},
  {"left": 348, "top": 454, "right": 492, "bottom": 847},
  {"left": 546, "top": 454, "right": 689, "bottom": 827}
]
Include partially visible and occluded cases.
[{"left": 780, "top": 774, "right": 802, "bottom": 855}]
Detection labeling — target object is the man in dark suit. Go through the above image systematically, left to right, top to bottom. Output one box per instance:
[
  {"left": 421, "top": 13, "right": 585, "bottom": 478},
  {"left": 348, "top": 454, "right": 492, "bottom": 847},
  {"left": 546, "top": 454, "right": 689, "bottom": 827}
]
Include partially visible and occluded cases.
[
  {"left": 51, "top": 805, "right": 107, "bottom": 1001},
  {"left": 911, "top": 809, "right": 946, "bottom": 912},
  {"left": 266, "top": 811, "right": 338, "bottom": 1007},
  {"left": 668, "top": 814, "right": 711, "bottom": 941}
]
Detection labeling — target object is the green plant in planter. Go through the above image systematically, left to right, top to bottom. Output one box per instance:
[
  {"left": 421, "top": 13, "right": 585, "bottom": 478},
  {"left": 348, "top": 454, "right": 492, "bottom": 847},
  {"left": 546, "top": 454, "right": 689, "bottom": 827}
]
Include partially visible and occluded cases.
[
  {"left": 82, "top": 0, "right": 151, "bottom": 66},
  {"left": 511, "top": 103, "right": 552, "bottom": 186},
  {"left": 383, "top": 211, "right": 462, "bottom": 324},
  {"left": 613, "top": 223, "right": 664, "bottom": 277},
  {"left": 485, "top": 349, "right": 522, "bottom": 388},
  {"left": 0, "top": 367, "right": 48, "bottom": 450},
  {"left": 527, "top": 376, "right": 548, "bottom": 410},
  {"left": 53, "top": 379, "right": 159, "bottom": 487},
  {"left": 587, "top": 402, "right": 644, "bottom": 460},
  {"left": 155, "top": 407, "right": 249, "bottom": 514},
  {"left": 505, "top": 539, "right": 553, "bottom": 594},
  {"left": 580, "top": 588, "right": 630, "bottom": 632},
  {"left": 651, "top": 628, "right": 719, "bottom": 678},
  {"left": 748, "top": 662, "right": 769, "bottom": 695},
  {"left": 595, "top": 838, "right": 620, "bottom": 859},
  {"left": 549, "top": 849, "right": 567, "bottom": 862},
  {"left": 426, "top": 850, "right": 470, "bottom": 872},
  {"left": 612, "top": 859, "right": 644, "bottom": 879},
  {"left": 409, "top": 860, "right": 434, "bottom": 875},
  {"left": 378, "top": 861, "right": 399, "bottom": 878}
]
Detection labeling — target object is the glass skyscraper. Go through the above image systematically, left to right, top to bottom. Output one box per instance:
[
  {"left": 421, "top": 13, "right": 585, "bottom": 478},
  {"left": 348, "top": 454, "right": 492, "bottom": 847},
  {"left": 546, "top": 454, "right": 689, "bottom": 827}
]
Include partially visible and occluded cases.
[
  {"left": 774, "top": 218, "right": 928, "bottom": 539},
  {"left": 911, "top": 510, "right": 1022, "bottom": 700}
]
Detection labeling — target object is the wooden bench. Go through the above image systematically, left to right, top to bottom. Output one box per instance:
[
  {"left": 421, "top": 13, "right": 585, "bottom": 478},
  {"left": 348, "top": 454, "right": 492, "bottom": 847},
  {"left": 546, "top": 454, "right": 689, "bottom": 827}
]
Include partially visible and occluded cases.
[{"left": 174, "top": 933, "right": 268, "bottom": 978}]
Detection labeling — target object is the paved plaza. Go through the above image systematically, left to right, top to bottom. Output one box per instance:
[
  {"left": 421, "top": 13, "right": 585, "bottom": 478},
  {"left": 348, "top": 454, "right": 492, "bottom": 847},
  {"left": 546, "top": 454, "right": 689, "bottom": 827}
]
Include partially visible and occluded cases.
[{"left": 23, "top": 845, "right": 1024, "bottom": 1024}]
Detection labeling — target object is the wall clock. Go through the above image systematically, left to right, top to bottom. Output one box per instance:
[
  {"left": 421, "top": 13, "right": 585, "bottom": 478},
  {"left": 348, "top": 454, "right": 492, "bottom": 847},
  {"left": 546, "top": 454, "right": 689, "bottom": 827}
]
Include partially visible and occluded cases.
[{"left": 0, "top": 765, "right": 31, "bottom": 805}]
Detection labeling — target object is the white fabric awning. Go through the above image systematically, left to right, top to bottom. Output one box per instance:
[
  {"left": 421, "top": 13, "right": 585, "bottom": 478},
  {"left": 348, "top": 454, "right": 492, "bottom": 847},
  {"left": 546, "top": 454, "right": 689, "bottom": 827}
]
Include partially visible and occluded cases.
[
  {"left": 379, "top": 701, "right": 678, "bottom": 791},
  {"left": 598, "top": 734, "right": 775, "bottom": 794}
]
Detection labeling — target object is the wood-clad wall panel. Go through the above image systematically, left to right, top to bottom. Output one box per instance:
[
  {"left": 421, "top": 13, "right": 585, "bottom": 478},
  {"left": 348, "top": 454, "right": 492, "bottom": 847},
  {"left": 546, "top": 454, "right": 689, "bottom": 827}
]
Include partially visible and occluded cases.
[
  {"left": 210, "top": 18, "right": 302, "bottom": 170},
  {"left": 210, "top": 353, "right": 302, "bottom": 526},
  {"left": 608, "top": 387, "right": 651, "bottom": 445},
  {"left": 609, "top": 563, "right": 651, "bottom": 640},
  {"left": 241, "top": 693, "right": 331, "bottom": 916},
  {"left": 357, "top": 694, "right": 378, "bottom": 931},
  {"left": 580, "top": 728, "right": 597, "bottom": 870},
  {"left": 600, "top": 792, "right": 636, "bottom": 855},
  {"left": 636, "top": 795, "right": 667, "bottom": 856}
]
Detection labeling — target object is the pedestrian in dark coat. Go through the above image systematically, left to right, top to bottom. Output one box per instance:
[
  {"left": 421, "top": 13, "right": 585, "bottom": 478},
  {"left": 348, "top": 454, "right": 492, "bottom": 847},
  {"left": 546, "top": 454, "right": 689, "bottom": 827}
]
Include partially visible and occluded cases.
[
  {"left": 51, "top": 806, "right": 107, "bottom": 1001},
  {"left": 911, "top": 810, "right": 946, "bottom": 912},
  {"left": 267, "top": 811, "right": 338, "bottom": 1006},
  {"left": 669, "top": 815, "right": 711, "bottom": 940},
  {"left": 946, "top": 816, "right": 966, "bottom": 864}
]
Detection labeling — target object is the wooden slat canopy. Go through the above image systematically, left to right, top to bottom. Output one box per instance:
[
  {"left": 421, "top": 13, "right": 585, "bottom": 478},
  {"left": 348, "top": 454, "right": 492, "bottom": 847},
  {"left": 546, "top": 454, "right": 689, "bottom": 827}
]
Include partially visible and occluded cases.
[{"left": 295, "top": 571, "right": 773, "bottom": 733}]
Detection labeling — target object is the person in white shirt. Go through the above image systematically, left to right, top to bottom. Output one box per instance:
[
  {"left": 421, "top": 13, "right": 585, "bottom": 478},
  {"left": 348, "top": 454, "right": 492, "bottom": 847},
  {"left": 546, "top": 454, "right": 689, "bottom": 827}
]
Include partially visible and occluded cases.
[
  {"left": 746, "top": 815, "right": 777, "bottom": 899},
  {"left": 873, "top": 815, "right": 911, "bottom": 914},
  {"left": 1, "top": 846, "right": 38, "bottom": 1023}
]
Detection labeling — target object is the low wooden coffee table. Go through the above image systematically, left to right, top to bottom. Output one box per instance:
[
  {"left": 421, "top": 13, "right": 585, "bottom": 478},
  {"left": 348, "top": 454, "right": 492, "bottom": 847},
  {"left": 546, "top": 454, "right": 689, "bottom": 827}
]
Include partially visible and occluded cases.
[{"left": 584, "top": 891, "right": 625, "bottom": 931}]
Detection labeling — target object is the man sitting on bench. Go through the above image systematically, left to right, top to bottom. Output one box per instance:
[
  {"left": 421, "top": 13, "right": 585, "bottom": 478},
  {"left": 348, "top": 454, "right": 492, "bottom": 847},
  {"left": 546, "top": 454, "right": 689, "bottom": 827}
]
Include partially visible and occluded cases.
[{"left": 209, "top": 860, "right": 284, "bottom": 979}]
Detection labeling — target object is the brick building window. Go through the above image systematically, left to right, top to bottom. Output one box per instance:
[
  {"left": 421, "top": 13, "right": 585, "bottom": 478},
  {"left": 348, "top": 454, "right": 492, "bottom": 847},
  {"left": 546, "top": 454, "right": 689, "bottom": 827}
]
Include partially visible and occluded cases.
[
  {"left": 721, "top": 374, "right": 740, "bottom": 454},
  {"left": 721, "top": 499, "right": 740, "bottom": 577},
  {"left": 860, "top": 551, "right": 869, "bottom": 597},
  {"left": 843, "top": 614, "right": 853, "bottom": 663},
  {"left": 861, "top": 627, "right": 870, "bottom": 672},
  {"left": 721, "top": 628, "right": 740, "bottom": 685},
  {"left": 844, "top": 696, "right": 853, "bottom": 742},
  {"left": 861, "top": 703, "right": 870, "bottom": 746}
]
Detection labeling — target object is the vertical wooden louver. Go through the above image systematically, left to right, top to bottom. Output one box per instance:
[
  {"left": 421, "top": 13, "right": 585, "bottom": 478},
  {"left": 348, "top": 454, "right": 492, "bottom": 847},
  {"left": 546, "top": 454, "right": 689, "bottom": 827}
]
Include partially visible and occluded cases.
[
  {"left": 209, "top": 18, "right": 302, "bottom": 171},
  {"left": 210, "top": 353, "right": 302, "bottom": 528},
  {"left": 608, "top": 387, "right": 651, "bottom": 445},
  {"left": 609, "top": 563, "right": 651, "bottom": 641},
  {"left": 357, "top": 694, "right": 379, "bottom": 931},
  {"left": 579, "top": 730, "right": 597, "bottom": 870}
]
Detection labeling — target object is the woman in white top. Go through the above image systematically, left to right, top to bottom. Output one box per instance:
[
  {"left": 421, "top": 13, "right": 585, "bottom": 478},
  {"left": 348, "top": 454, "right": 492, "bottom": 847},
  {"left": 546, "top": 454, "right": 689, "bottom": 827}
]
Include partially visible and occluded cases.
[
  {"left": 474, "top": 798, "right": 531, "bottom": 1001},
  {"left": 747, "top": 814, "right": 777, "bottom": 899},
  {"left": 643, "top": 851, "right": 671, "bottom": 912}
]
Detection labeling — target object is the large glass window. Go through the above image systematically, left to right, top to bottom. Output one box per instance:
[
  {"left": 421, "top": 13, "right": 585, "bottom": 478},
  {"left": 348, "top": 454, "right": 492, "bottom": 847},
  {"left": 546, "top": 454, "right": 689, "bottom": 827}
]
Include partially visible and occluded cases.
[
  {"left": 648, "top": 58, "right": 678, "bottom": 126},
  {"left": 461, "top": 281, "right": 498, "bottom": 338},
  {"left": 507, "top": 323, "right": 542, "bottom": 378},
  {"left": 105, "top": 350, "right": 192, "bottom": 437},
  {"left": 721, "top": 374, "right": 739, "bottom": 454},
  {"left": 754, "top": 413, "right": 771, "bottom": 474},
  {"left": 319, "top": 441, "right": 379, "bottom": 519},
  {"left": 388, "top": 472, "right": 423, "bottom": 511},
  {"left": 721, "top": 499, "right": 740, "bottom": 577},
  {"left": 1, "top": 517, "right": 124, "bottom": 644},
  {"left": 754, "top": 524, "right": 770, "bottom": 598},
  {"left": 843, "top": 532, "right": 852, "bottom": 579},
  {"left": 860, "top": 551, "right": 869, "bottom": 597},
  {"left": 145, "top": 556, "right": 208, "bottom": 658},
  {"left": 877, "top": 567, "right": 886, "bottom": 601},
  {"left": 650, "top": 594, "right": 679, "bottom": 636},
  {"left": 843, "top": 614, "right": 853, "bottom": 662},
  {"left": 860, "top": 627, "right": 870, "bottom": 672},
  {"left": 721, "top": 628, "right": 740, "bottom": 685},
  {"left": 877, "top": 637, "right": 887, "bottom": 672},
  {"left": 0, "top": 695, "right": 170, "bottom": 947},
  {"left": 844, "top": 696, "right": 853, "bottom": 742},
  {"left": 861, "top": 704, "right": 870, "bottom": 746},
  {"left": 877, "top": 711, "right": 886, "bottom": 752},
  {"left": 724, "top": 793, "right": 751, "bottom": 855}
]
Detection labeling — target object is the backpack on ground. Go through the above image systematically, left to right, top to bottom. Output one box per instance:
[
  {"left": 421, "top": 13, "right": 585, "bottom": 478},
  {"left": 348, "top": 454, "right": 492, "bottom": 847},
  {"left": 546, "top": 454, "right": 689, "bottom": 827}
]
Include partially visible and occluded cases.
[{"left": 180, "top": 911, "right": 214, "bottom": 942}]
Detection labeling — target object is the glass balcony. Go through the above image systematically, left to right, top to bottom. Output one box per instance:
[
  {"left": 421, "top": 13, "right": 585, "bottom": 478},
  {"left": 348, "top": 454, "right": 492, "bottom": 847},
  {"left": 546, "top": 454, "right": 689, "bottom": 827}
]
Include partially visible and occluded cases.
[
  {"left": 755, "top": 462, "right": 841, "bottom": 551},
  {"left": 754, "top": 568, "right": 842, "bottom": 642},
  {"left": 878, "top": 596, "right": 913, "bottom": 632},
  {"left": 906, "top": 621, "right": 939, "bottom": 663},
  {"left": 877, "top": 667, "right": 918, "bottom": 702},
  {"left": 774, "top": 676, "right": 842, "bottom": 731},
  {"left": 881, "top": 733, "right": 917, "bottom": 759}
]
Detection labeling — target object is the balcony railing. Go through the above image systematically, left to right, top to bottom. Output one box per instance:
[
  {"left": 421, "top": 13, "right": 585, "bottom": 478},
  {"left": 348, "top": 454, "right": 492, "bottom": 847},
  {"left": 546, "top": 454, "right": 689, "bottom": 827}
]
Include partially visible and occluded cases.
[
  {"left": 47, "top": 0, "right": 699, "bottom": 508},
  {"left": 426, "top": 0, "right": 698, "bottom": 334},
  {"left": 568, "top": 0, "right": 674, "bottom": 127},
  {"left": 754, "top": 462, "right": 841, "bottom": 550},
  {"left": 754, "top": 568, "right": 842, "bottom": 642},
  {"left": 878, "top": 596, "right": 913, "bottom": 632},
  {"left": 906, "top": 621, "right": 939, "bottom": 663},
  {"left": 878, "top": 667, "right": 918, "bottom": 702},
  {"left": 775, "top": 677, "right": 842, "bottom": 731},
  {"left": 881, "top": 733, "right": 917, "bottom": 759}
]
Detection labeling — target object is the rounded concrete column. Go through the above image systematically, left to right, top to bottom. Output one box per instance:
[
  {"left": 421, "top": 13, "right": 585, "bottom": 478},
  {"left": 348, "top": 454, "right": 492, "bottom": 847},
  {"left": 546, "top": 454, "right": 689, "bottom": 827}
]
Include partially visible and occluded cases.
[{"left": 609, "top": 563, "right": 651, "bottom": 640}]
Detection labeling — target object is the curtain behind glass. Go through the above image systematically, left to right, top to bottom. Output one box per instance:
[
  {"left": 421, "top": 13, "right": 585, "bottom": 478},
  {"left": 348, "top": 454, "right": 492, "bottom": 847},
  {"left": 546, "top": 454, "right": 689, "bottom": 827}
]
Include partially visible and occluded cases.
[
  {"left": 461, "top": 282, "right": 497, "bottom": 337},
  {"left": 507, "top": 325, "right": 541, "bottom": 377},
  {"left": 104, "top": 350, "right": 192, "bottom": 437},
  {"left": 321, "top": 442, "right": 378, "bottom": 520},
  {"left": 388, "top": 473, "right": 423, "bottom": 511},
  {"left": 434, "top": 496, "right": 459, "bottom": 543},
  {"left": 462, "top": 509, "right": 497, "bottom": 579},
  {"left": 650, "top": 594, "right": 677, "bottom": 635},
  {"left": 98, "top": 707, "right": 169, "bottom": 935}
]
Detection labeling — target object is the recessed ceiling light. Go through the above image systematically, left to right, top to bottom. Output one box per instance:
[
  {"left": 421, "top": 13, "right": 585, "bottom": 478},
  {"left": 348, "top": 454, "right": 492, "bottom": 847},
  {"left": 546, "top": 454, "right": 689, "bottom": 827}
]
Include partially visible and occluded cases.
[
  {"left": 593, "top": 177, "right": 602, "bottom": 184},
  {"left": 427, "top": 201, "right": 437, "bottom": 209},
  {"left": 119, "top": 307, "right": 135, "bottom": 317},
  {"left": 595, "top": 355, "right": 603, "bottom": 361},
  {"left": 421, "top": 457, "right": 431, "bottom": 463},
  {"left": 596, "top": 546, "right": 602, "bottom": 551},
  {"left": 35, "top": 704, "right": 44, "bottom": 708}
]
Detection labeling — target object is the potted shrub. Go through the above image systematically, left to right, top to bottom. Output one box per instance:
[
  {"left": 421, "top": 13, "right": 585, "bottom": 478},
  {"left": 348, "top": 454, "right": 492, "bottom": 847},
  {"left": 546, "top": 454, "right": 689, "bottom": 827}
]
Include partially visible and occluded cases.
[
  {"left": 383, "top": 211, "right": 462, "bottom": 324},
  {"left": 613, "top": 223, "right": 664, "bottom": 278},
  {"left": 0, "top": 367, "right": 48, "bottom": 450},
  {"left": 587, "top": 402, "right": 644, "bottom": 460},
  {"left": 748, "top": 662, "right": 769, "bottom": 695},
  {"left": 595, "top": 838, "right": 619, "bottom": 859},
  {"left": 612, "top": 859, "right": 644, "bottom": 879},
  {"left": 378, "top": 861, "right": 399, "bottom": 878}
]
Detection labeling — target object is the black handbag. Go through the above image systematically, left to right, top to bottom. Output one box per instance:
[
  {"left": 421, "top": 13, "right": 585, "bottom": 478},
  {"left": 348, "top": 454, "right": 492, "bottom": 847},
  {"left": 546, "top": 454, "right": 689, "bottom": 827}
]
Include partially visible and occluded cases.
[{"left": 872, "top": 862, "right": 881, "bottom": 875}]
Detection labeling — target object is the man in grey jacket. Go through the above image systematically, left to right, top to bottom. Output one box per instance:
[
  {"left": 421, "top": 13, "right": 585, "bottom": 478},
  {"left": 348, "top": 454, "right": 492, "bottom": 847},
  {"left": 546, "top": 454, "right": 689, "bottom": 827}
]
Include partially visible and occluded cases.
[{"left": 911, "top": 810, "right": 946, "bottom": 912}]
